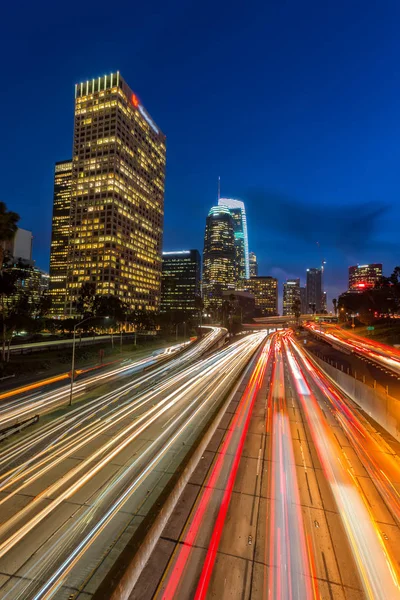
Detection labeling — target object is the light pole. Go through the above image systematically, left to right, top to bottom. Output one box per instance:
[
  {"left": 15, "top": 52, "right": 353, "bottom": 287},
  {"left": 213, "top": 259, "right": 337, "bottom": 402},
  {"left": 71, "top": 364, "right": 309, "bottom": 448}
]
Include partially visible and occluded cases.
[{"left": 69, "top": 315, "right": 109, "bottom": 406}]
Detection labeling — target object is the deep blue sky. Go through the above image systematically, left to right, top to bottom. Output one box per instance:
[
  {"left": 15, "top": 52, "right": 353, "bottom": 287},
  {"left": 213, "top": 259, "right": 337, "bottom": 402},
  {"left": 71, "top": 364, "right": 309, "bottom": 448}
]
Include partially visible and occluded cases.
[{"left": 2, "top": 0, "right": 400, "bottom": 308}]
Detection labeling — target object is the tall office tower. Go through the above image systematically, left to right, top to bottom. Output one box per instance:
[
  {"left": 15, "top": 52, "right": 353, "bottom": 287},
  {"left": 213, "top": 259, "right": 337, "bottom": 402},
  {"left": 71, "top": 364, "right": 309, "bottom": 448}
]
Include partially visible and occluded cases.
[
  {"left": 63, "top": 72, "right": 166, "bottom": 316},
  {"left": 49, "top": 160, "right": 73, "bottom": 315},
  {"left": 218, "top": 198, "right": 249, "bottom": 279},
  {"left": 202, "top": 206, "right": 235, "bottom": 308},
  {"left": 161, "top": 250, "right": 201, "bottom": 314},
  {"left": 249, "top": 251, "right": 258, "bottom": 277},
  {"left": 348, "top": 264, "right": 382, "bottom": 291},
  {"left": 306, "top": 268, "right": 322, "bottom": 313},
  {"left": 245, "top": 276, "right": 278, "bottom": 316},
  {"left": 283, "top": 278, "right": 300, "bottom": 315},
  {"left": 300, "top": 286, "right": 307, "bottom": 314}
]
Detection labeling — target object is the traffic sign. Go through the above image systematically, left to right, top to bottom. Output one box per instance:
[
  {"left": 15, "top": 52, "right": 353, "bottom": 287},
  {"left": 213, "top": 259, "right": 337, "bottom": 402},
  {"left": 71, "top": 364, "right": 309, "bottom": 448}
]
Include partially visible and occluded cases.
[{"left": 367, "top": 326, "right": 375, "bottom": 331}]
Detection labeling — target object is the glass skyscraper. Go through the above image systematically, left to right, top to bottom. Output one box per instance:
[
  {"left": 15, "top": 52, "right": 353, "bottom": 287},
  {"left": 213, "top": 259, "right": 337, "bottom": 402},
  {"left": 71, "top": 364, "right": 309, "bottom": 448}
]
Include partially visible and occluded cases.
[
  {"left": 218, "top": 198, "right": 249, "bottom": 280},
  {"left": 202, "top": 206, "right": 235, "bottom": 308},
  {"left": 161, "top": 250, "right": 201, "bottom": 314}
]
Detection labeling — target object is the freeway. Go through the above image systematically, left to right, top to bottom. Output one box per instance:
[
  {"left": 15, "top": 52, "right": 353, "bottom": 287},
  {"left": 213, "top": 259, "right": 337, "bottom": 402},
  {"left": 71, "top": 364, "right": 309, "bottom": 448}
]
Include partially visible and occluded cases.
[
  {"left": 305, "top": 322, "right": 400, "bottom": 376},
  {"left": 0, "top": 327, "right": 224, "bottom": 431},
  {"left": 0, "top": 328, "right": 266, "bottom": 599},
  {"left": 133, "top": 331, "right": 400, "bottom": 600}
]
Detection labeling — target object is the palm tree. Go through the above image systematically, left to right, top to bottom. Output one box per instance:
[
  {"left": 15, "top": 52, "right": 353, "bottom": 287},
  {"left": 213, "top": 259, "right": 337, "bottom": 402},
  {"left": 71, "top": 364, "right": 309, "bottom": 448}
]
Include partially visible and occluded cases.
[{"left": 0, "top": 202, "right": 19, "bottom": 269}]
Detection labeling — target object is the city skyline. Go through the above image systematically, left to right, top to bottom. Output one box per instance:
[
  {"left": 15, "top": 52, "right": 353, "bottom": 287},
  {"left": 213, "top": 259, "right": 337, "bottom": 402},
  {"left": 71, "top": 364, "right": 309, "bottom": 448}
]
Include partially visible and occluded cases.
[{"left": 3, "top": 2, "right": 400, "bottom": 309}]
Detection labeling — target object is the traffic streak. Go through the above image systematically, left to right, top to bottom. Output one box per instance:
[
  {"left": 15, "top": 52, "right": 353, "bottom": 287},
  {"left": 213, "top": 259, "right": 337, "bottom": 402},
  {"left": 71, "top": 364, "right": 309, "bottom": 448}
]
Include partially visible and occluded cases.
[{"left": 0, "top": 328, "right": 265, "bottom": 599}]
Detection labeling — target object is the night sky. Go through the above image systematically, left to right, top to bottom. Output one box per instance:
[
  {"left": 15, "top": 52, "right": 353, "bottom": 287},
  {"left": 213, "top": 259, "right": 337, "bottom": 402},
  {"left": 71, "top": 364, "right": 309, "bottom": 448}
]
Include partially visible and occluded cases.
[{"left": 2, "top": 0, "right": 400, "bottom": 309}]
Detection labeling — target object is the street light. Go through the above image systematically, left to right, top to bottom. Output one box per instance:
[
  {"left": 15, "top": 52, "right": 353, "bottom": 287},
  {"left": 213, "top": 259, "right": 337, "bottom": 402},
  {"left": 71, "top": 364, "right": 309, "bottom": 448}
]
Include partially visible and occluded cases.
[{"left": 69, "top": 315, "right": 109, "bottom": 406}]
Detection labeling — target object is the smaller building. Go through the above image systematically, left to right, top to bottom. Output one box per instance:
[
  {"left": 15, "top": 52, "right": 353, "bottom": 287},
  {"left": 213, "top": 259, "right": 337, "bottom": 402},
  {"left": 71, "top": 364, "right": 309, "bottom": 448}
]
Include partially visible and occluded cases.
[
  {"left": 3, "top": 228, "right": 33, "bottom": 262},
  {"left": 161, "top": 250, "right": 201, "bottom": 314},
  {"left": 249, "top": 252, "right": 258, "bottom": 277},
  {"left": 348, "top": 264, "right": 382, "bottom": 291},
  {"left": 243, "top": 276, "right": 278, "bottom": 316},
  {"left": 283, "top": 279, "right": 300, "bottom": 315}
]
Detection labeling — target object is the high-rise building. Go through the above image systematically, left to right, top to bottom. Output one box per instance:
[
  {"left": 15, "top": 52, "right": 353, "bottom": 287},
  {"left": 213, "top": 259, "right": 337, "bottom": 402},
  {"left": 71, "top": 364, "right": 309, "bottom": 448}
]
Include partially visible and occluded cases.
[
  {"left": 59, "top": 72, "right": 166, "bottom": 316},
  {"left": 49, "top": 160, "right": 73, "bottom": 316},
  {"left": 218, "top": 198, "right": 249, "bottom": 279},
  {"left": 202, "top": 206, "right": 235, "bottom": 308},
  {"left": 161, "top": 250, "right": 201, "bottom": 314},
  {"left": 249, "top": 251, "right": 258, "bottom": 277},
  {"left": 348, "top": 264, "right": 382, "bottom": 291},
  {"left": 306, "top": 268, "right": 322, "bottom": 313},
  {"left": 244, "top": 276, "right": 278, "bottom": 316},
  {"left": 283, "top": 278, "right": 300, "bottom": 315},
  {"left": 300, "top": 286, "right": 307, "bottom": 314},
  {"left": 322, "top": 290, "right": 327, "bottom": 313}
]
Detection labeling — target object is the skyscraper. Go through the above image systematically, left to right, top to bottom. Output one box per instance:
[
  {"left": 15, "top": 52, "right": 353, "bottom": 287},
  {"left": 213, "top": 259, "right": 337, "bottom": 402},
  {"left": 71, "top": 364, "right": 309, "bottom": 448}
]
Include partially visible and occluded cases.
[
  {"left": 60, "top": 72, "right": 166, "bottom": 316},
  {"left": 49, "top": 160, "right": 73, "bottom": 315},
  {"left": 218, "top": 198, "right": 249, "bottom": 279},
  {"left": 202, "top": 206, "right": 235, "bottom": 308},
  {"left": 161, "top": 250, "right": 201, "bottom": 314},
  {"left": 249, "top": 251, "right": 258, "bottom": 277},
  {"left": 348, "top": 264, "right": 382, "bottom": 290},
  {"left": 306, "top": 268, "right": 322, "bottom": 313},
  {"left": 244, "top": 276, "right": 278, "bottom": 316},
  {"left": 283, "top": 278, "right": 300, "bottom": 315},
  {"left": 300, "top": 286, "right": 307, "bottom": 314}
]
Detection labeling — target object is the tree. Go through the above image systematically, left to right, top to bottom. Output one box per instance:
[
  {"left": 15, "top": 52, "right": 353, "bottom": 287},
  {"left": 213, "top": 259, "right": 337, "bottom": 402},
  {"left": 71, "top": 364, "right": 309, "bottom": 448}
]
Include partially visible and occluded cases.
[
  {"left": 0, "top": 203, "right": 19, "bottom": 268},
  {"left": 0, "top": 260, "right": 33, "bottom": 360},
  {"left": 76, "top": 282, "right": 97, "bottom": 318},
  {"left": 93, "top": 295, "right": 127, "bottom": 325},
  {"left": 332, "top": 298, "right": 338, "bottom": 316}
]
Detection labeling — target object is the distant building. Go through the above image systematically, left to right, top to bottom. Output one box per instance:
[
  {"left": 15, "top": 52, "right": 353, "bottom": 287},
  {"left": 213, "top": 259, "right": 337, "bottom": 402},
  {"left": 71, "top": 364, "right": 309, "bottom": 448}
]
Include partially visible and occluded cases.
[
  {"left": 49, "top": 160, "right": 72, "bottom": 316},
  {"left": 218, "top": 198, "right": 249, "bottom": 279},
  {"left": 202, "top": 206, "right": 236, "bottom": 308},
  {"left": 3, "top": 228, "right": 33, "bottom": 262},
  {"left": 161, "top": 250, "right": 201, "bottom": 314},
  {"left": 249, "top": 252, "right": 258, "bottom": 277},
  {"left": 348, "top": 264, "right": 382, "bottom": 291},
  {"left": 306, "top": 268, "right": 322, "bottom": 313},
  {"left": 244, "top": 276, "right": 278, "bottom": 316},
  {"left": 283, "top": 279, "right": 300, "bottom": 316},
  {"left": 300, "top": 286, "right": 307, "bottom": 314},
  {"left": 322, "top": 290, "right": 327, "bottom": 313}
]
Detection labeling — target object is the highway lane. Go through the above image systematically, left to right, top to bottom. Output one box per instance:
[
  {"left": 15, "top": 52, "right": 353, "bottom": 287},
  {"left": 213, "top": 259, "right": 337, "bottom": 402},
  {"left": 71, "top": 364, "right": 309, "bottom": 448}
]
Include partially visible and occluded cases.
[
  {"left": 305, "top": 322, "right": 400, "bottom": 376},
  {"left": 0, "top": 327, "right": 224, "bottom": 431},
  {"left": 0, "top": 329, "right": 265, "bottom": 599},
  {"left": 139, "top": 331, "right": 400, "bottom": 599}
]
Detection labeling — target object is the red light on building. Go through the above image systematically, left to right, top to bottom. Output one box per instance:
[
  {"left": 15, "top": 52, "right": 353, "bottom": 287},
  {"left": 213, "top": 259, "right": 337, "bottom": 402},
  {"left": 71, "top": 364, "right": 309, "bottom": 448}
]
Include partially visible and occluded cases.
[
  {"left": 131, "top": 93, "right": 139, "bottom": 107},
  {"left": 357, "top": 283, "right": 366, "bottom": 288}
]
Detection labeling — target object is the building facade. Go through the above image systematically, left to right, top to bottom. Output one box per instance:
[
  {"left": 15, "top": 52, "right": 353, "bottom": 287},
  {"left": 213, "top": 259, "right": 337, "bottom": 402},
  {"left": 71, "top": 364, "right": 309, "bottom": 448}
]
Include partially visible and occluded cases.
[
  {"left": 57, "top": 72, "right": 166, "bottom": 316},
  {"left": 49, "top": 160, "right": 73, "bottom": 316},
  {"left": 218, "top": 198, "right": 249, "bottom": 279},
  {"left": 202, "top": 206, "right": 236, "bottom": 308},
  {"left": 3, "top": 228, "right": 33, "bottom": 263},
  {"left": 161, "top": 250, "right": 201, "bottom": 314},
  {"left": 249, "top": 251, "right": 258, "bottom": 277},
  {"left": 348, "top": 264, "right": 382, "bottom": 291},
  {"left": 306, "top": 268, "right": 322, "bottom": 313},
  {"left": 244, "top": 276, "right": 278, "bottom": 316},
  {"left": 283, "top": 278, "right": 300, "bottom": 315},
  {"left": 300, "top": 286, "right": 307, "bottom": 314}
]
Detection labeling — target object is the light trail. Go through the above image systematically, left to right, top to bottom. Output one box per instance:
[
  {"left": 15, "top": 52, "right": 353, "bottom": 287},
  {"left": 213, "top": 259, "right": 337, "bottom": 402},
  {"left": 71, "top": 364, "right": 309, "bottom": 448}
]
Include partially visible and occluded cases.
[
  {"left": 0, "top": 329, "right": 265, "bottom": 599},
  {"left": 158, "top": 334, "right": 271, "bottom": 599},
  {"left": 264, "top": 336, "right": 317, "bottom": 600},
  {"left": 284, "top": 336, "right": 400, "bottom": 600}
]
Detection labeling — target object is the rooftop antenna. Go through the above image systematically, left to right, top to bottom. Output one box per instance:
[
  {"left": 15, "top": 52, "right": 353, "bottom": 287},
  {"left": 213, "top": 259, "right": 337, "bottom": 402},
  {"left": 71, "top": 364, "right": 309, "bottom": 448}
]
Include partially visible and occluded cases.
[{"left": 217, "top": 176, "right": 221, "bottom": 201}]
